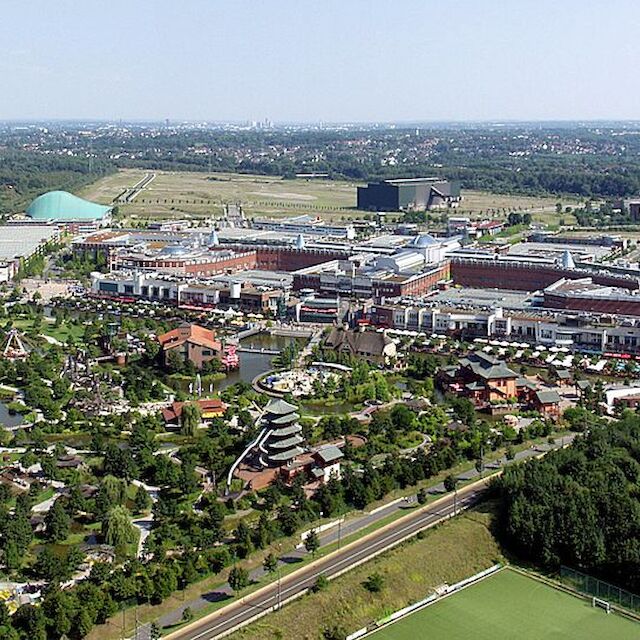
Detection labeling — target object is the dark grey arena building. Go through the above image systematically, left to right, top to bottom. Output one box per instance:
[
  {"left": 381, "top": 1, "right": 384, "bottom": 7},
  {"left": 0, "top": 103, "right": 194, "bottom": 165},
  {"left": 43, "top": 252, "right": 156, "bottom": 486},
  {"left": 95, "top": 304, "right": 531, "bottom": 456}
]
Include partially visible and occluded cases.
[{"left": 357, "top": 177, "right": 461, "bottom": 212}]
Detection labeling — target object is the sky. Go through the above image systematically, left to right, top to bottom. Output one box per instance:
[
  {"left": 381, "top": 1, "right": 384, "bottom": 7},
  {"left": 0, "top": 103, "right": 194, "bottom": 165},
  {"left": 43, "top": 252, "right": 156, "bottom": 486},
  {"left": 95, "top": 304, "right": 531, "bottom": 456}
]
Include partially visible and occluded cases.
[{"left": 1, "top": 0, "right": 639, "bottom": 123}]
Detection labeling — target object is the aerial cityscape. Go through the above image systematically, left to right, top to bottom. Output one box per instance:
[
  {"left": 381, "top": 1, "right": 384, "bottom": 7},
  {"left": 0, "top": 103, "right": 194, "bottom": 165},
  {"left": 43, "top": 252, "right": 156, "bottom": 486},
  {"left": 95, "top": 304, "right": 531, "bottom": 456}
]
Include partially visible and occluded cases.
[{"left": 1, "top": 2, "right": 640, "bottom": 640}]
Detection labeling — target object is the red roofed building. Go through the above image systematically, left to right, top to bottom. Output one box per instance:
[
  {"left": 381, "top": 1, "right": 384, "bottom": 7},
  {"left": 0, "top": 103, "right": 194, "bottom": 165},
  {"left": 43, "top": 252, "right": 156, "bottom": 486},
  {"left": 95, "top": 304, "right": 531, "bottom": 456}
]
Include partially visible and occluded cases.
[
  {"left": 477, "top": 220, "right": 504, "bottom": 236},
  {"left": 158, "top": 323, "right": 223, "bottom": 369},
  {"left": 162, "top": 398, "right": 227, "bottom": 428}
]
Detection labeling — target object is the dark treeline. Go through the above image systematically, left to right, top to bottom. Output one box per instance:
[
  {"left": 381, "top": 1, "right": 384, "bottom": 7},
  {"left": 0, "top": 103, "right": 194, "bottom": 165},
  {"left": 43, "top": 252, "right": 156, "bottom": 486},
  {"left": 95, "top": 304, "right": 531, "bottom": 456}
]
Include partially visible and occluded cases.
[
  {"left": 0, "top": 150, "right": 113, "bottom": 215},
  {"left": 495, "top": 412, "right": 640, "bottom": 592}
]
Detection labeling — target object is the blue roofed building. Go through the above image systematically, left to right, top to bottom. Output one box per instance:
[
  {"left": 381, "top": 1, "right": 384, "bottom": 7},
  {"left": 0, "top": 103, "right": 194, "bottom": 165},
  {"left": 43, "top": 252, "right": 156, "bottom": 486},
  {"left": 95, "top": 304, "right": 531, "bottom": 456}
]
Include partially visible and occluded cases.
[{"left": 25, "top": 191, "right": 112, "bottom": 231}]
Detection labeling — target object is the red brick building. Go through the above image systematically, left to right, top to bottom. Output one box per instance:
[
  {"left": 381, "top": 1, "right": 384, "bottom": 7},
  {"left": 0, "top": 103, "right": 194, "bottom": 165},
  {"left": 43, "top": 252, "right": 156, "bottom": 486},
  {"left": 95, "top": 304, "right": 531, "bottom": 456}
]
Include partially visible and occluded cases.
[
  {"left": 253, "top": 246, "right": 349, "bottom": 271},
  {"left": 113, "top": 247, "right": 257, "bottom": 277},
  {"left": 450, "top": 257, "right": 638, "bottom": 292},
  {"left": 293, "top": 261, "right": 449, "bottom": 298},
  {"left": 542, "top": 277, "right": 640, "bottom": 316}
]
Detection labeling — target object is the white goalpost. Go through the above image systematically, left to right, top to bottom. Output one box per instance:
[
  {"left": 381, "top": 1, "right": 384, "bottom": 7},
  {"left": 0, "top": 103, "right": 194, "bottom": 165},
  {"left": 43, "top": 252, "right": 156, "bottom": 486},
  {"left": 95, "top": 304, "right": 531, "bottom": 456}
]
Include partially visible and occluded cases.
[{"left": 592, "top": 597, "right": 612, "bottom": 614}]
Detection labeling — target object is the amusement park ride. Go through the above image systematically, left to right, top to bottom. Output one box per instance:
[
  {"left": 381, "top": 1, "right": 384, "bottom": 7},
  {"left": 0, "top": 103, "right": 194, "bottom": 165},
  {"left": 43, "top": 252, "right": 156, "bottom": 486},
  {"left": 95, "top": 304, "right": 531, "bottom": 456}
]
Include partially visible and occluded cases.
[
  {"left": 2, "top": 329, "right": 30, "bottom": 360},
  {"left": 221, "top": 343, "right": 240, "bottom": 370}
]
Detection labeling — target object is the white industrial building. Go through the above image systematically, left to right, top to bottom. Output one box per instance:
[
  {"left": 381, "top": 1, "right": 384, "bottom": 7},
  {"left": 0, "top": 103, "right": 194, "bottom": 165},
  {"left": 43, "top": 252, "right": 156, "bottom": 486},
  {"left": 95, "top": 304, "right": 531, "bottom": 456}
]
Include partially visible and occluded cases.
[{"left": 374, "top": 233, "right": 460, "bottom": 273}]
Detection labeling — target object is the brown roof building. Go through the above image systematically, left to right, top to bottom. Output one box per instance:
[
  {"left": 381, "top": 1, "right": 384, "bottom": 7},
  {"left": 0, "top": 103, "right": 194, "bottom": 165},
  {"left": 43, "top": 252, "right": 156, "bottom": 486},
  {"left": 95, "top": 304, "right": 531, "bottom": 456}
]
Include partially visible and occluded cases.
[
  {"left": 158, "top": 323, "right": 223, "bottom": 369},
  {"left": 324, "top": 326, "right": 396, "bottom": 363},
  {"left": 439, "top": 352, "right": 528, "bottom": 406},
  {"left": 532, "top": 389, "right": 562, "bottom": 420},
  {"left": 162, "top": 398, "right": 227, "bottom": 427}
]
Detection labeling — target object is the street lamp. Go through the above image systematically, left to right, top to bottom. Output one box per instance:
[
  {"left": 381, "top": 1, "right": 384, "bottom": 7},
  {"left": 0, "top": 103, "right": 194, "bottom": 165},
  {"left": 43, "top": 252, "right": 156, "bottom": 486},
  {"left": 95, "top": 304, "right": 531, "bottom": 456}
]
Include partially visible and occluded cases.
[{"left": 276, "top": 543, "right": 282, "bottom": 610}]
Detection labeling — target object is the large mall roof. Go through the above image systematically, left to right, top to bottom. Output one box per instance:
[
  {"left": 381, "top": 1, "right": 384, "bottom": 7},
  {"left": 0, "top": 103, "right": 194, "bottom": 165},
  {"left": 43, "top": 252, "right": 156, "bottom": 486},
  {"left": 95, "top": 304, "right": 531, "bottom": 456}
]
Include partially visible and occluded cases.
[{"left": 26, "top": 191, "right": 112, "bottom": 221}]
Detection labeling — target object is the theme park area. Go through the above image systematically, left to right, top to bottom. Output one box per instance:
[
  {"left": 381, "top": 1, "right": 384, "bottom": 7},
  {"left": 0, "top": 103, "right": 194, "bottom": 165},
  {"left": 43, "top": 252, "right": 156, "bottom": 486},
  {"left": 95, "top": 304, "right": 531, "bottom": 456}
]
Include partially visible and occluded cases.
[{"left": 1, "top": 141, "right": 640, "bottom": 639}]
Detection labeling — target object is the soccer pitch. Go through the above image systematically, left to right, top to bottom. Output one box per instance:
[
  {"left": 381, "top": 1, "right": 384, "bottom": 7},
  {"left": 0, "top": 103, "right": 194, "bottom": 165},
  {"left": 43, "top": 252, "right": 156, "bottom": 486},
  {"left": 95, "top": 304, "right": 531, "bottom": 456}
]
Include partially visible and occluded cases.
[{"left": 368, "top": 568, "right": 639, "bottom": 640}]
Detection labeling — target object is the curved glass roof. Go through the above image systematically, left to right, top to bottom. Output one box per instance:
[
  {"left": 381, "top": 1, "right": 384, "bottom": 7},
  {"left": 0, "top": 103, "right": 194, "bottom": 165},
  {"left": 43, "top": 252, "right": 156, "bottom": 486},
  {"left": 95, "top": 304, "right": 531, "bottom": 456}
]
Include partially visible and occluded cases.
[
  {"left": 26, "top": 191, "right": 112, "bottom": 221},
  {"left": 411, "top": 233, "right": 438, "bottom": 247}
]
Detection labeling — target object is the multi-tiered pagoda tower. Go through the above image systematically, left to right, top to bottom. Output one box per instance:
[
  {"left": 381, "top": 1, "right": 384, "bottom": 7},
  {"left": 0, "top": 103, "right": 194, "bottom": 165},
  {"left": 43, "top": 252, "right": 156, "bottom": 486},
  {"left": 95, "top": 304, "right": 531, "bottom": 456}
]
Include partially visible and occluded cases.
[{"left": 259, "top": 399, "right": 306, "bottom": 467}]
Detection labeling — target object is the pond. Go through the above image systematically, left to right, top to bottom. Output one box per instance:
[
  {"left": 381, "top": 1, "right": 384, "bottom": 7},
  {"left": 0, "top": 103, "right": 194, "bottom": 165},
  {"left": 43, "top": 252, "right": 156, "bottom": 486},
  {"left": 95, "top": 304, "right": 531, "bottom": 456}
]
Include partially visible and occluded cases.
[
  {"left": 217, "top": 333, "right": 307, "bottom": 390},
  {"left": 0, "top": 402, "right": 25, "bottom": 428}
]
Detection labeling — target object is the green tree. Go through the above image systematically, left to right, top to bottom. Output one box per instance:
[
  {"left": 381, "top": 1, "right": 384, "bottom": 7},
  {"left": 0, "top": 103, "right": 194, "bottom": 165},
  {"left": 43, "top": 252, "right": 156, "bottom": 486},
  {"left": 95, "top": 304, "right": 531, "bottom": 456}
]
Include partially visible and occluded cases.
[
  {"left": 165, "top": 349, "right": 184, "bottom": 373},
  {"left": 448, "top": 396, "right": 475, "bottom": 425},
  {"left": 181, "top": 403, "right": 201, "bottom": 436},
  {"left": 443, "top": 474, "right": 458, "bottom": 493},
  {"left": 133, "top": 485, "right": 152, "bottom": 514},
  {"left": 45, "top": 499, "right": 71, "bottom": 542},
  {"left": 102, "top": 505, "right": 137, "bottom": 548},
  {"left": 304, "top": 529, "right": 320, "bottom": 557},
  {"left": 4, "top": 540, "right": 23, "bottom": 571},
  {"left": 34, "top": 546, "right": 64, "bottom": 582},
  {"left": 262, "top": 553, "right": 278, "bottom": 575},
  {"left": 228, "top": 565, "right": 250, "bottom": 593},
  {"left": 363, "top": 571, "right": 385, "bottom": 593},
  {"left": 312, "top": 574, "right": 329, "bottom": 593},
  {"left": 0, "top": 601, "right": 11, "bottom": 627},
  {"left": 12, "top": 604, "right": 46, "bottom": 640},
  {"left": 75, "top": 608, "right": 93, "bottom": 638},
  {"left": 150, "top": 622, "right": 162, "bottom": 640},
  {"left": 322, "top": 624, "right": 347, "bottom": 640},
  {"left": 0, "top": 625, "right": 18, "bottom": 640}
]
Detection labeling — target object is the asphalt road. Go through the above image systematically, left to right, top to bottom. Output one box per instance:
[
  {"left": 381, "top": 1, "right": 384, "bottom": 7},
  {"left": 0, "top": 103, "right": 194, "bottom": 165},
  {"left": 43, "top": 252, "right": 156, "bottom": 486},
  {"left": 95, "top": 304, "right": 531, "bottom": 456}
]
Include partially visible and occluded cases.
[
  {"left": 141, "top": 435, "right": 576, "bottom": 640},
  {"left": 165, "top": 481, "right": 488, "bottom": 640}
]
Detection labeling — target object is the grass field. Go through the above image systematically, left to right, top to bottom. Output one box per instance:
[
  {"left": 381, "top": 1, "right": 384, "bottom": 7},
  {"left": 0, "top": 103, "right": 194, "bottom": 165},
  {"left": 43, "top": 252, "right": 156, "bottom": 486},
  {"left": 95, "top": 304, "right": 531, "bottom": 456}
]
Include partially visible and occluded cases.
[
  {"left": 78, "top": 169, "right": 578, "bottom": 226},
  {"left": 78, "top": 169, "right": 359, "bottom": 221},
  {"left": 457, "top": 190, "right": 578, "bottom": 222},
  {"left": 369, "top": 568, "right": 639, "bottom": 640}
]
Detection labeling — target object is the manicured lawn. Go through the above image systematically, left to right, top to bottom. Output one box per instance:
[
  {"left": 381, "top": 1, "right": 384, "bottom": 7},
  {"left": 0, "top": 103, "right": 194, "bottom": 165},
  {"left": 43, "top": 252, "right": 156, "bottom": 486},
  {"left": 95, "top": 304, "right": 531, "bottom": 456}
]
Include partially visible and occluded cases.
[{"left": 370, "top": 568, "right": 639, "bottom": 640}]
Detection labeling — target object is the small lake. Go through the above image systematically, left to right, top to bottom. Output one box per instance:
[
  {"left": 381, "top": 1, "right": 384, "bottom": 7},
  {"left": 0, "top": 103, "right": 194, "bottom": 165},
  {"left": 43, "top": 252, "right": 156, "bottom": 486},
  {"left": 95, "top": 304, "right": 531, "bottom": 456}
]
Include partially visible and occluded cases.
[
  {"left": 217, "top": 333, "right": 307, "bottom": 390},
  {"left": 0, "top": 402, "right": 25, "bottom": 428}
]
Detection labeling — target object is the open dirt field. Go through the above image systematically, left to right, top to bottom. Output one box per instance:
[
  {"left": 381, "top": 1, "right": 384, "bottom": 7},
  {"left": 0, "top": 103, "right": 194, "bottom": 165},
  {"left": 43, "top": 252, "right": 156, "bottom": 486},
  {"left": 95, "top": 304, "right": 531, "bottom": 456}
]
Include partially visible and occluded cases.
[
  {"left": 78, "top": 169, "right": 579, "bottom": 226},
  {"left": 78, "top": 169, "right": 359, "bottom": 221},
  {"left": 458, "top": 190, "right": 579, "bottom": 225}
]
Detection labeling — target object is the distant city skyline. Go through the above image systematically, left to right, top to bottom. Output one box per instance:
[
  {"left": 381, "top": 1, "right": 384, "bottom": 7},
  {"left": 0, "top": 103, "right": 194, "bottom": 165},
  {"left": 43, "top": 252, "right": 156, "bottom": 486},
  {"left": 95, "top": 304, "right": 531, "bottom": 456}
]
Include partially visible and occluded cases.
[{"left": 1, "top": 0, "right": 639, "bottom": 122}]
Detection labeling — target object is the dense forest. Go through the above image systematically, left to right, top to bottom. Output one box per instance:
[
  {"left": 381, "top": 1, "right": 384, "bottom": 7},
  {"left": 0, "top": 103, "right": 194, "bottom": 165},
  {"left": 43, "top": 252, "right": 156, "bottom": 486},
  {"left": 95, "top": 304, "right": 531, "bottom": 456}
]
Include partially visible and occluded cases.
[
  {"left": 0, "top": 150, "right": 113, "bottom": 216},
  {"left": 496, "top": 412, "right": 640, "bottom": 592}
]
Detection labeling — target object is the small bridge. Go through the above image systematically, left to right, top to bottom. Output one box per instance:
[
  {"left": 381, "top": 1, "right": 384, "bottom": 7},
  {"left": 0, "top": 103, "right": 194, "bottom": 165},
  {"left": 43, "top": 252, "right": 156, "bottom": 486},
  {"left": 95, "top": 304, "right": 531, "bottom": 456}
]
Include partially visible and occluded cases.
[{"left": 237, "top": 347, "right": 280, "bottom": 355}]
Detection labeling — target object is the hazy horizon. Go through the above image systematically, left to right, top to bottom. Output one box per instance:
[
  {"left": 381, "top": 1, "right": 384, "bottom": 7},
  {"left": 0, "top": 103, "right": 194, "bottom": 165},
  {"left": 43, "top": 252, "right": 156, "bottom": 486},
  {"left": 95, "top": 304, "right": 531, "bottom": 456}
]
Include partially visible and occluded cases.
[{"left": 2, "top": 0, "right": 639, "bottom": 122}]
